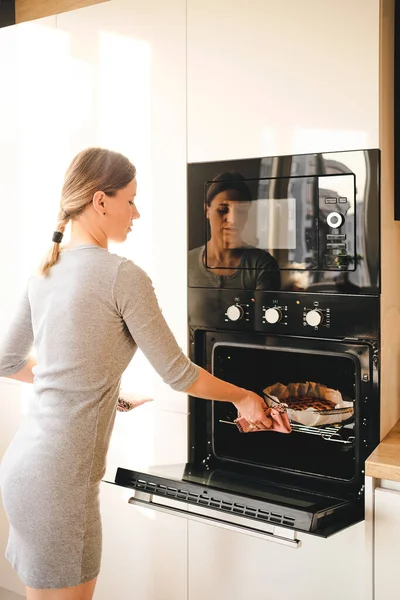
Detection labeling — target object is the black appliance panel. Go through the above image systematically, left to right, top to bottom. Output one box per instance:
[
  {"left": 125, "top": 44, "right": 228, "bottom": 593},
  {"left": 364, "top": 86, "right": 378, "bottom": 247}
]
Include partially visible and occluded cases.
[
  {"left": 0, "top": 1, "right": 15, "bottom": 28},
  {"left": 395, "top": 1, "right": 400, "bottom": 220},
  {"left": 188, "top": 149, "right": 380, "bottom": 294},
  {"left": 188, "top": 289, "right": 379, "bottom": 340},
  {"left": 112, "top": 463, "right": 362, "bottom": 537}
]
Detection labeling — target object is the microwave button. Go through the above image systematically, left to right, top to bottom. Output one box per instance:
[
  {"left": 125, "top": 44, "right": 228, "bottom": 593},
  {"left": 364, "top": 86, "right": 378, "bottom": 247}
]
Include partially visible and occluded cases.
[
  {"left": 325, "top": 197, "right": 337, "bottom": 204},
  {"left": 339, "top": 197, "right": 348, "bottom": 203},
  {"left": 327, "top": 211, "right": 345, "bottom": 229},
  {"left": 327, "top": 234, "right": 346, "bottom": 240},
  {"left": 327, "top": 243, "right": 346, "bottom": 249},
  {"left": 325, "top": 253, "right": 349, "bottom": 268},
  {"left": 264, "top": 307, "right": 282, "bottom": 324}
]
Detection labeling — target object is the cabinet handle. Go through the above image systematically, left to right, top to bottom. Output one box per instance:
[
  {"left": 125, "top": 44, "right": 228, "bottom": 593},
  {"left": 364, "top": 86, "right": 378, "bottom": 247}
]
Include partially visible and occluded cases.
[{"left": 128, "top": 491, "right": 301, "bottom": 549}]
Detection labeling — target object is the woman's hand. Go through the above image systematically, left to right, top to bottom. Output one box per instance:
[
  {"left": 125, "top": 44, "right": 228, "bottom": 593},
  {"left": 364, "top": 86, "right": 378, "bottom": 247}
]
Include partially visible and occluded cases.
[
  {"left": 4, "top": 356, "right": 36, "bottom": 385},
  {"left": 117, "top": 389, "right": 153, "bottom": 412},
  {"left": 233, "top": 392, "right": 272, "bottom": 430}
]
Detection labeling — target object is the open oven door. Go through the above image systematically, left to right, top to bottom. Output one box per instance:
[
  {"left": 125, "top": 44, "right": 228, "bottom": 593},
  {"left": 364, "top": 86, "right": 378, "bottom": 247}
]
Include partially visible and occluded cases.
[
  {"left": 105, "top": 335, "right": 378, "bottom": 541},
  {"left": 105, "top": 460, "right": 363, "bottom": 544}
]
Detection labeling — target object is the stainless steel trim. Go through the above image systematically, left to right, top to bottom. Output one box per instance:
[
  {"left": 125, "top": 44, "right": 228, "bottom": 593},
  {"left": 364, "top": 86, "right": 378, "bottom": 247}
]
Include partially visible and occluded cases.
[{"left": 128, "top": 491, "right": 301, "bottom": 548}]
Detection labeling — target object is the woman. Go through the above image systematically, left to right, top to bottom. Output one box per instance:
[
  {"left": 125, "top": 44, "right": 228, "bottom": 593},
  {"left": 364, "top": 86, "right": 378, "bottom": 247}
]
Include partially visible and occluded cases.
[
  {"left": 0, "top": 148, "right": 275, "bottom": 600},
  {"left": 188, "top": 171, "right": 281, "bottom": 289}
]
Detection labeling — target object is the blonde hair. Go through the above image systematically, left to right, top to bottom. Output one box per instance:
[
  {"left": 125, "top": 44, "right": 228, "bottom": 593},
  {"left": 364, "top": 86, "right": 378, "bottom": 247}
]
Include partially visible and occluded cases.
[{"left": 40, "top": 148, "right": 136, "bottom": 276}]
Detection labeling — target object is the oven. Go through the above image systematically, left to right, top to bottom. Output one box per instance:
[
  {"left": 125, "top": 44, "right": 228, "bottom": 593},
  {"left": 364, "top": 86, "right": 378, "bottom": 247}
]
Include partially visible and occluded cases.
[{"left": 111, "top": 149, "right": 380, "bottom": 539}]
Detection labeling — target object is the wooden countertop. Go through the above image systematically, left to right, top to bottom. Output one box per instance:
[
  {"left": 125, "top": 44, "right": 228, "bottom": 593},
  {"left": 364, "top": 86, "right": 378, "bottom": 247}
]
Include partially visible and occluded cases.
[{"left": 366, "top": 419, "right": 400, "bottom": 481}]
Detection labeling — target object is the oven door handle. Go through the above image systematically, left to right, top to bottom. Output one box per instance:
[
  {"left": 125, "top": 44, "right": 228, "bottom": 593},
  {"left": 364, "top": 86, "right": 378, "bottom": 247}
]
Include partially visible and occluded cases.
[{"left": 128, "top": 491, "right": 301, "bottom": 549}]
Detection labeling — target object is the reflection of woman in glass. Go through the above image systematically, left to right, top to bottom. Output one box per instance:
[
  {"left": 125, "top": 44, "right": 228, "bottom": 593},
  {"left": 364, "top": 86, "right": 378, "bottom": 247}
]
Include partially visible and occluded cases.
[{"left": 189, "top": 172, "right": 280, "bottom": 289}]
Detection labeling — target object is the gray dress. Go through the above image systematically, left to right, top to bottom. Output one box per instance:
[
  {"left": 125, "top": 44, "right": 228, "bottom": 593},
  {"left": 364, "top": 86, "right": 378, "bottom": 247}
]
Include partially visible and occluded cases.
[{"left": 0, "top": 245, "right": 199, "bottom": 589}]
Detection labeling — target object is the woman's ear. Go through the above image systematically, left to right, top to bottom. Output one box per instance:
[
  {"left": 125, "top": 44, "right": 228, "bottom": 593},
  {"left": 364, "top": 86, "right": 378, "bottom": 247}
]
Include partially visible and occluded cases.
[{"left": 93, "top": 191, "right": 106, "bottom": 216}]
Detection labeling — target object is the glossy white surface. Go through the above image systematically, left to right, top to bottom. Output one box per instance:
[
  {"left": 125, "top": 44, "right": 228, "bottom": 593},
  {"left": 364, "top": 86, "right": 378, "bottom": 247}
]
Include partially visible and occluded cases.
[{"left": 187, "top": 0, "right": 379, "bottom": 162}]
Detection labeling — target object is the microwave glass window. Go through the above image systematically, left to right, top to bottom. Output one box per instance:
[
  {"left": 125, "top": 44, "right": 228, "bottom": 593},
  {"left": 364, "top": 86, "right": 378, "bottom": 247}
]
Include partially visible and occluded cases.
[{"left": 202, "top": 173, "right": 355, "bottom": 272}]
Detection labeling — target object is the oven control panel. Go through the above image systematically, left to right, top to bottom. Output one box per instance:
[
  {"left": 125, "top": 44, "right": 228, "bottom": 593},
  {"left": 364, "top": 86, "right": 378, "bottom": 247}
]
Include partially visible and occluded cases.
[{"left": 188, "top": 289, "right": 379, "bottom": 339}]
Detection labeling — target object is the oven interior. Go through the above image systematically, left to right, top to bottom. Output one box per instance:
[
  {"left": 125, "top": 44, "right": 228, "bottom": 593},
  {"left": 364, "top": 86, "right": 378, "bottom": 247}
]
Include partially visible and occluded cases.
[{"left": 191, "top": 331, "right": 375, "bottom": 494}]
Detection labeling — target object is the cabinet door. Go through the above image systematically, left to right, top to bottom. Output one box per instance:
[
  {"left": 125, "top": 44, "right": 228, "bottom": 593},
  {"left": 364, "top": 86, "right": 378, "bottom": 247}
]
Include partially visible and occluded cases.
[
  {"left": 187, "top": 0, "right": 379, "bottom": 162},
  {"left": 95, "top": 482, "right": 187, "bottom": 600},
  {"left": 374, "top": 487, "right": 400, "bottom": 600},
  {"left": 188, "top": 520, "right": 367, "bottom": 600}
]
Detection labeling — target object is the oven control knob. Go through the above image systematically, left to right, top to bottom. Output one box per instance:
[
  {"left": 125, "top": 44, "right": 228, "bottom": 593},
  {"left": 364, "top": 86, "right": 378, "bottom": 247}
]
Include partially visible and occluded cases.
[
  {"left": 327, "top": 211, "right": 344, "bottom": 229},
  {"left": 226, "top": 304, "right": 244, "bottom": 321},
  {"left": 264, "top": 307, "right": 282, "bottom": 324},
  {"left": 305, "top": 309, "right": 323, "bottom": 327}
]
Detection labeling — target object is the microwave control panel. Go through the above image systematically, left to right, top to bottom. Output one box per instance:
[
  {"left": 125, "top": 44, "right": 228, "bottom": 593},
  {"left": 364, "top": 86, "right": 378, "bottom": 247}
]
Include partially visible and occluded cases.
[{"left": 318, "top": 174, "right": 356, "bottom": 271}]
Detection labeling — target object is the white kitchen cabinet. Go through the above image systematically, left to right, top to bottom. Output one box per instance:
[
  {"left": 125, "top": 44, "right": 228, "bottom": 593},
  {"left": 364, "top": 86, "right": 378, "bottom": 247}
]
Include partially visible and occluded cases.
[
  {"left": 187, "top": 0, "right": 379, "bottom": 162},
  {"left": 96, "top": 482, "right": 188, "bottom": 600},
  {"left": 374, "top": 486, "right": 400, "bottom": 600},
  {"left": 188, "top": 520, "right": 367, "bottom": 600}
]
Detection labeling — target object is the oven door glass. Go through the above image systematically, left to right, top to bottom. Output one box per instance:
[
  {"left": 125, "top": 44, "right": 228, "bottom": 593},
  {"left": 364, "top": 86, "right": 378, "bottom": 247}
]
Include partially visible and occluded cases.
[{"left": 208, "top": 335, "right": 366, "bottom": 483}]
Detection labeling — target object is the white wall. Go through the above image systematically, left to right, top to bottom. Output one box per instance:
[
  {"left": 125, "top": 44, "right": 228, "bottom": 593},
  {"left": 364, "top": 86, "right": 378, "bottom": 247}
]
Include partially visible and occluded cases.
[{"left": 0, "top": 0, "right": 381, "bottom": 598}]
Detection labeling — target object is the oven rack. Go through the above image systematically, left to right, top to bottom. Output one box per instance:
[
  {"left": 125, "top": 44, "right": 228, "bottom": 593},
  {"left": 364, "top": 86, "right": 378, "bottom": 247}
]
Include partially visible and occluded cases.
[
  {"left": 219, "top": 419, "right": 355, "bottom": 444},
  {"left": 290, "top": 422, "right": 355, "bottom": 444}
]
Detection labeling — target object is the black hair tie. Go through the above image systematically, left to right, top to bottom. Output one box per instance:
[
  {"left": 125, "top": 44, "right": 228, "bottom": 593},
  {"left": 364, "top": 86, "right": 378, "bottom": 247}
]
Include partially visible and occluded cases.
[{"left": 52, "top": 231, "right": 63, "bottom": 244}]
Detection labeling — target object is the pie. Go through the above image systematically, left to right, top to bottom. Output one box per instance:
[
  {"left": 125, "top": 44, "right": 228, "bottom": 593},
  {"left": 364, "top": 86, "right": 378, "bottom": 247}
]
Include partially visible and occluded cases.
[
  {"left": 263, "top": 381, "right": 354, "bottom": 426},
  {"left": 264, "top": 381, "right": 342, "bottom": 412},
  {"left": 284, "top": 396, "right": 336, "bottom": 412}
]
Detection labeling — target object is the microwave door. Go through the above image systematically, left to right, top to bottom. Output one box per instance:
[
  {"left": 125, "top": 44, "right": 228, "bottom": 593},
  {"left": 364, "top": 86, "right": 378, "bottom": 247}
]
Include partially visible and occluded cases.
[{"left": 104, "top": 463, "right": 362, "bottom": 539}]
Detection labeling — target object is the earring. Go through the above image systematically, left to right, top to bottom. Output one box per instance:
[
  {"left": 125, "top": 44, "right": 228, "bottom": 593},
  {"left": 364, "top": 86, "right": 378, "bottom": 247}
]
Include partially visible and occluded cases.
[{"left": 103, "top": 212, "right": 106, "bottom": 215}]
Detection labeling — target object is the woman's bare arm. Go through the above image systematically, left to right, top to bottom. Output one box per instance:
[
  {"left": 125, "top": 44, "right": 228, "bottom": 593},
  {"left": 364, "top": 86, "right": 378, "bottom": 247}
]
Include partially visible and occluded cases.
[
  {"left": 3, "top": 356, "right": 36, "bottom": 384},
  {"left": 185, "top": 367, "right": 272, "bottom": 429},
  {"left": 185, "top": 367, "right": 248, "bottom": 404}
]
